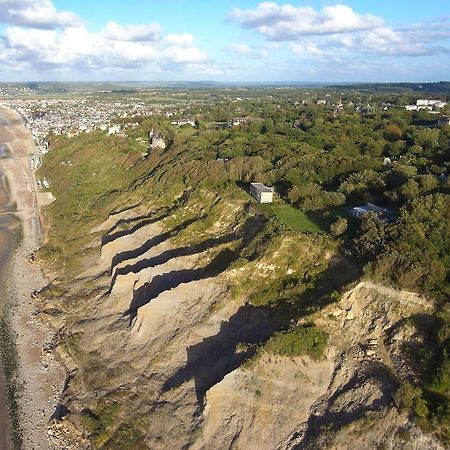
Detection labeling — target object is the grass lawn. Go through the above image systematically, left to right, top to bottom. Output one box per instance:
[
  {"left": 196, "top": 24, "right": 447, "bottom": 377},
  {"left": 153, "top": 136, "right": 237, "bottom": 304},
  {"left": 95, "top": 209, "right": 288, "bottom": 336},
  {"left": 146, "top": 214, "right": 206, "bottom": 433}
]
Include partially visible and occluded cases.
[
  {"left": 176, "top": 126, "right": 197, "bottom": 138},
  {"left": 257, "top": 201, "right": 358, "bottom": 235},
  {"left": 267, "top": 203, "right": 325, "bottom": 233}
]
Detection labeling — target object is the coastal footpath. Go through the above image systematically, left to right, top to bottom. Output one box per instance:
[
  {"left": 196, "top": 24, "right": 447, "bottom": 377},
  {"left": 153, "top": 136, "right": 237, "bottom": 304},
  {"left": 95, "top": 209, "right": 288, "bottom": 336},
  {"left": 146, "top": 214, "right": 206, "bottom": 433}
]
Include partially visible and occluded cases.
[{"left": 0, "top": 106, "right": 64, "bottom": 450}]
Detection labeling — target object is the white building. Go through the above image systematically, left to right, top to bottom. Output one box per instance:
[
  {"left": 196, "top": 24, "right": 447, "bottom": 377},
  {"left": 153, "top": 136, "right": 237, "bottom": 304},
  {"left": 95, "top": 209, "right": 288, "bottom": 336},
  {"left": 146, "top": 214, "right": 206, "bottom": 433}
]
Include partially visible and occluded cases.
[
  {"left": 416, "top": 99, "right": 447, "bottom": 108},
  {"left": 232, "top": 117, "right": 248, "bottom": 126},
  {"left": 172, "top": 119, "right": 196, "bottom": 127},
  {"left": 108, "top": 125, "right": 121, "bottom": 135},
  {"left": 151, "top": 134, "right": 166, "bottom": 150},
  {"left": 250, "top": 183, "right": 274, "bottom": 203}
]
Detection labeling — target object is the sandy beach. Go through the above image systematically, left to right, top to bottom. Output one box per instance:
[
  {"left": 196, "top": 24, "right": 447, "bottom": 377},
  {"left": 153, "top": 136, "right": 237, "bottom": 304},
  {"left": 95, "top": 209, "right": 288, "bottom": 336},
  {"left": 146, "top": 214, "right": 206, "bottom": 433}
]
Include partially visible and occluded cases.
[{"left": 0, "top": 106, "right": 65, "bottom": 450}]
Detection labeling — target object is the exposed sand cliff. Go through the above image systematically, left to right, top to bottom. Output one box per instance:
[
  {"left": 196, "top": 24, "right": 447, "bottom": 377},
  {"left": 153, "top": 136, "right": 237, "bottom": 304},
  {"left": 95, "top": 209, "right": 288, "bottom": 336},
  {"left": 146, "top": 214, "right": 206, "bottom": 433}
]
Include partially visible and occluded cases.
[{"left": 38, "top": 203, "right": 443, "bottom": 449}]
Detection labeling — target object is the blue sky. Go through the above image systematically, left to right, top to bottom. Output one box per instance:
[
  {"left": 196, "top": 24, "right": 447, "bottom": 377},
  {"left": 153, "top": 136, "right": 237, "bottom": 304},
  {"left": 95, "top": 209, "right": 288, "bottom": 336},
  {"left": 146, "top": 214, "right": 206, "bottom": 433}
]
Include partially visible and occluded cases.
[{"left": 0, "top": 0, "right": 449, "bottom": 82}]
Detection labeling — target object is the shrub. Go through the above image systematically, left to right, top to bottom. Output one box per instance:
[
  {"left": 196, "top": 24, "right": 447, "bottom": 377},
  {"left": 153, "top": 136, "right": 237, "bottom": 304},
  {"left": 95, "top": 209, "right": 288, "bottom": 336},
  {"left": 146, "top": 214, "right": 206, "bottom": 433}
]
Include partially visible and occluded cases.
[
  {"left": 330, "top": 217, "right": 348, "bottom": 236},
  {"left": 265, "top": 325, "right": 328, "bottom": 359},
  {"left": 394, "top": 381, "right": 429, "bottom": 418}
]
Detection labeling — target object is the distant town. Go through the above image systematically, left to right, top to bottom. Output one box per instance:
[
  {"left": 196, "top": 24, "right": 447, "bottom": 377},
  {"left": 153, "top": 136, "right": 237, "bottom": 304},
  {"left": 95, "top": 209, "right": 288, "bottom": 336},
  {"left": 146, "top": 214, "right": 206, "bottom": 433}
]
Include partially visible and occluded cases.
[{"left": 1, "top": 83, "right": 449, "bottom": 159}]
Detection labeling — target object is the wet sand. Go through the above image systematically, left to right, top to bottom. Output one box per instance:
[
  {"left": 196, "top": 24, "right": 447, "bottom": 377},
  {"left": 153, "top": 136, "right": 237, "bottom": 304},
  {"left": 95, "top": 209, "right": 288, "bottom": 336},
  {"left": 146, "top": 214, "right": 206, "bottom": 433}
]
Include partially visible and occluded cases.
[{"left": 0, "top": 106, "right": 65, "bottom": 449}]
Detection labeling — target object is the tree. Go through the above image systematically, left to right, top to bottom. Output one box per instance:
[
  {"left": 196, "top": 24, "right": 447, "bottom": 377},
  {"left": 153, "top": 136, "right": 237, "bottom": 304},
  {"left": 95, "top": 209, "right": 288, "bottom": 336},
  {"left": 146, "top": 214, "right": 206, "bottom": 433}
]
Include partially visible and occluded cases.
[
  {"left": 384, "top": 123, "right": 403, "bottom": 142},
  {"left": 412, "top": 128, "right": 440, "bottom": 150},
  {"left": 400, "top": 179, "right": 420, "bottom": 199},
  {"left": 330, "top": 217, "right": 348, "bottom": 236}
]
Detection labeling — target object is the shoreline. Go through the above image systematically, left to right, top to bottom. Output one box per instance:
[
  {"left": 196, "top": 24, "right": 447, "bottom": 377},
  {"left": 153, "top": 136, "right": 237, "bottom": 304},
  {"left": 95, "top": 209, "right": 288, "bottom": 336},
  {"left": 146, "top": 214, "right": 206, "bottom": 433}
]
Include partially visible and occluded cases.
[{"left": 0, "top": 105, "right": 65, "bottom": 449}]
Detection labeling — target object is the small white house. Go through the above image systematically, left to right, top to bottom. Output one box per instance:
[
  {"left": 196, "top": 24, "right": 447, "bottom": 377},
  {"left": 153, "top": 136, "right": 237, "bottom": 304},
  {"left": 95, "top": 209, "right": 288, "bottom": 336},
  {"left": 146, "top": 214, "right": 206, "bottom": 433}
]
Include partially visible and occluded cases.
[{"left": 250, "top": 183, "right": 274, "bottom": 203}]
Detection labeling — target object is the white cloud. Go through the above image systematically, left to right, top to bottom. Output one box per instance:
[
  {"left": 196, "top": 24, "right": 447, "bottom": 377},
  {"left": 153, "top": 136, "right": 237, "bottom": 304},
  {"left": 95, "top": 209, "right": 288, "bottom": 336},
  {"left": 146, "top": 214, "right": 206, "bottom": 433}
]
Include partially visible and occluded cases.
[
  {"left": 0, "top": 0, "right": 82, "bottom": 29},
  {"left": 0, "top": 0, "right": 213, "bottom": 76},
  {"left": 228, "top": 2, "right": 383, "bottom": 40},
  {"left": 228, "top": 2, "right": 450, "bottom": 62},
  {"left": 102, "top": 21, "right": 162, "bottom": 42},
  {"left": 1, "top": 24, "right": 209, "bottom": 72},
  {"left": 166, "top": 33, "right": 195, "bottom": 45},
  {"left": 290, "top": 42, "right": 324, "bottom": 57},
  {"left": 230, "top": 43, "right": 253, "bottom": 54}
]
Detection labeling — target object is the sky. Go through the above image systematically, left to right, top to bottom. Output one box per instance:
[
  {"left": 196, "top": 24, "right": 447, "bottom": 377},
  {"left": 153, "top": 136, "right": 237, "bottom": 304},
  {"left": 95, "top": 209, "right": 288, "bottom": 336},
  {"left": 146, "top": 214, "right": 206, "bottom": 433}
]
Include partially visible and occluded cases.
[{"left": 0, "top": 0, "right": 449, "bottom": 82}]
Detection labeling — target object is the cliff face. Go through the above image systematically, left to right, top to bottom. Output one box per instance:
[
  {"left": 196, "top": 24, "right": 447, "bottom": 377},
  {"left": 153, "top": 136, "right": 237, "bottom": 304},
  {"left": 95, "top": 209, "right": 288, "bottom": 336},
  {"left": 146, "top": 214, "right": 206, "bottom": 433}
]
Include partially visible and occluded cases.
[
  {"left": 34, "top": 132, "right": 444, "bottom": 449},
  {"left": 39, "top": 201, "right": 441, "bottom": 449},
  {"left": 189, "top": 282, "right": 442, "bottom": 450}
]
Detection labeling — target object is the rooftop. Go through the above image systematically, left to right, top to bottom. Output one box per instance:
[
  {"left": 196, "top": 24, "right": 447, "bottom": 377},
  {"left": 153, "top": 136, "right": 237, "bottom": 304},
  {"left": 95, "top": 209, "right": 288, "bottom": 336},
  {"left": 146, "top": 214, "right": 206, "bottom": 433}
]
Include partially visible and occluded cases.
[{"left": 251, "top": 182, "right": 273, "bottom": 193}]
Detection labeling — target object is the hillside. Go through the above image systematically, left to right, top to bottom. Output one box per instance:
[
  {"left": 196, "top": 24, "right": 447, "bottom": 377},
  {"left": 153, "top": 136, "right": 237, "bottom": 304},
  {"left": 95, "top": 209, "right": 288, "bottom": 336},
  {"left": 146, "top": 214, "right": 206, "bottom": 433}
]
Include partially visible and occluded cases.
[{"left": 34, "top": 103, "right": 450, "bottom": 448}]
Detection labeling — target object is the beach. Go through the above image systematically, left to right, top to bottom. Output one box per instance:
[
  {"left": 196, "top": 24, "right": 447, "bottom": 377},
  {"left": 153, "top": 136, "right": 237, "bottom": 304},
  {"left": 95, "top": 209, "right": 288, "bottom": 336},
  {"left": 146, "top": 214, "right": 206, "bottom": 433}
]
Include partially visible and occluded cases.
[
  {"left": 0, "top": 106, "right": 65, "bottom": 449},
  {"left": 0, "top": 169, "right": 15, "bottom": 450}
]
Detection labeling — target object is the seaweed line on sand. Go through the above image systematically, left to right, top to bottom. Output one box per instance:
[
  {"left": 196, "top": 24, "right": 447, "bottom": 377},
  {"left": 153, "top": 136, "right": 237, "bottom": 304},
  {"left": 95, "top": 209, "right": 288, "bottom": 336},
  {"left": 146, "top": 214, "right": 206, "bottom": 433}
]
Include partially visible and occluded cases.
[{"left": 0, "top": 227, "right": 24, "bottom": 449}]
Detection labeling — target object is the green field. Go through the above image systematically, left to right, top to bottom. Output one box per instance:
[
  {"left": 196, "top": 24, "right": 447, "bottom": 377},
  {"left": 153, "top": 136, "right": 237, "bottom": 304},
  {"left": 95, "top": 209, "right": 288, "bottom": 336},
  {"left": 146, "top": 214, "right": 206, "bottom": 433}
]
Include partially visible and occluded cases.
[
  {"left": 257, "top": 202, "right": 356, "bottom": 235},
  {"left": 267, "top": 204, "right": 325, "bottom": 233}
]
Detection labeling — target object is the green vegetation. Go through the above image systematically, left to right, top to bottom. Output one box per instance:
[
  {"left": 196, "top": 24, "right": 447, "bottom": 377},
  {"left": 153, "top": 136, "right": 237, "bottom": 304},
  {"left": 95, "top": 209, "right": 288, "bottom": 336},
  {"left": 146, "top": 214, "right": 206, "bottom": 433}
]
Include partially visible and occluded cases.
[
  {"left": 36, "top": 85, "right": 450, "bottom": 445},
  {"left": 354, "top": 194, "right": 450, "bottom": 297},
  {"left": 264, "top": 203, "right": 324, "bottom": 233},
  {"left": 330, "top": 217, "right": 348, "bottom": 237},
  {"left": 0, "top": 229, "right": 23, "bottom": 450},
  {"left": 0, "top": 313, "right": 22, "bottom": 450},
  {"left": 265, "top": 325, "right": 328, "bottom": 360},
  {"left": 395, "top": 381, "right": 429, "bottom": 418},
  {"left": 80, "top": 403, "right": 125, "bottom": 447}
]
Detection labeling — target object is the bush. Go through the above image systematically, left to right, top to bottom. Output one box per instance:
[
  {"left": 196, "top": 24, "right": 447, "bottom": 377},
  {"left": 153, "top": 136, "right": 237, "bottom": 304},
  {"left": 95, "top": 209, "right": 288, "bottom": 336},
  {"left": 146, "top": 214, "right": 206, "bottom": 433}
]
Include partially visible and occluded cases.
[
  {"left": 330, "top": 217, "right": 348, "bottom": 236},
  {"left": 265, "top": 325, "right": 328, "bottom": 359},
  {"left": 394, "top": 381, "right": 429, "bottom": 418}
]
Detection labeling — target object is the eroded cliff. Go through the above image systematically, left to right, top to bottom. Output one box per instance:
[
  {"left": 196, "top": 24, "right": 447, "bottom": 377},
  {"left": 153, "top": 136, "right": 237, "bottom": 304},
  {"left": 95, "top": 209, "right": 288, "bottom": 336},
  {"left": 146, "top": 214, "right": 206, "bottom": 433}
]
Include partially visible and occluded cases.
[{"left": 34, "top": 130, "right": 445, "bottom": 449}]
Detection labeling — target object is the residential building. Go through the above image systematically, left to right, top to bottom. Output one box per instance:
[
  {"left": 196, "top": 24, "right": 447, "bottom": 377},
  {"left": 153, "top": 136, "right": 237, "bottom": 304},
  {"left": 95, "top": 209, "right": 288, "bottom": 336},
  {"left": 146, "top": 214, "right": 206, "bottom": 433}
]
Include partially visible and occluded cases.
[
  {"left": 417, "top": 99, "right": 447, "bottom": 108},
  {"left": 172, "top": 119, "right": 196, "bottom": 127},
  {"left": 351, "top": 203, "right": 393, "bottom": 223}
]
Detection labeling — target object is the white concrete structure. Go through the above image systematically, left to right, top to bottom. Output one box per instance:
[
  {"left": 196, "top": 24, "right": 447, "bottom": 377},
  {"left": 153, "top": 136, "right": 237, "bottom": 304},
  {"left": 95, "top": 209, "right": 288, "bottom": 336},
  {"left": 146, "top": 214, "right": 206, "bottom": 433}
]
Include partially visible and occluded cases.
[
  {"left": 108, "top": 125, "right": 121, "bottom": 135},
  {"left": 151, "top": 135, "right": 166, "bottom": 150},
  {"left": 250, "top": 183, "right": 274, "bottom": 203}
]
